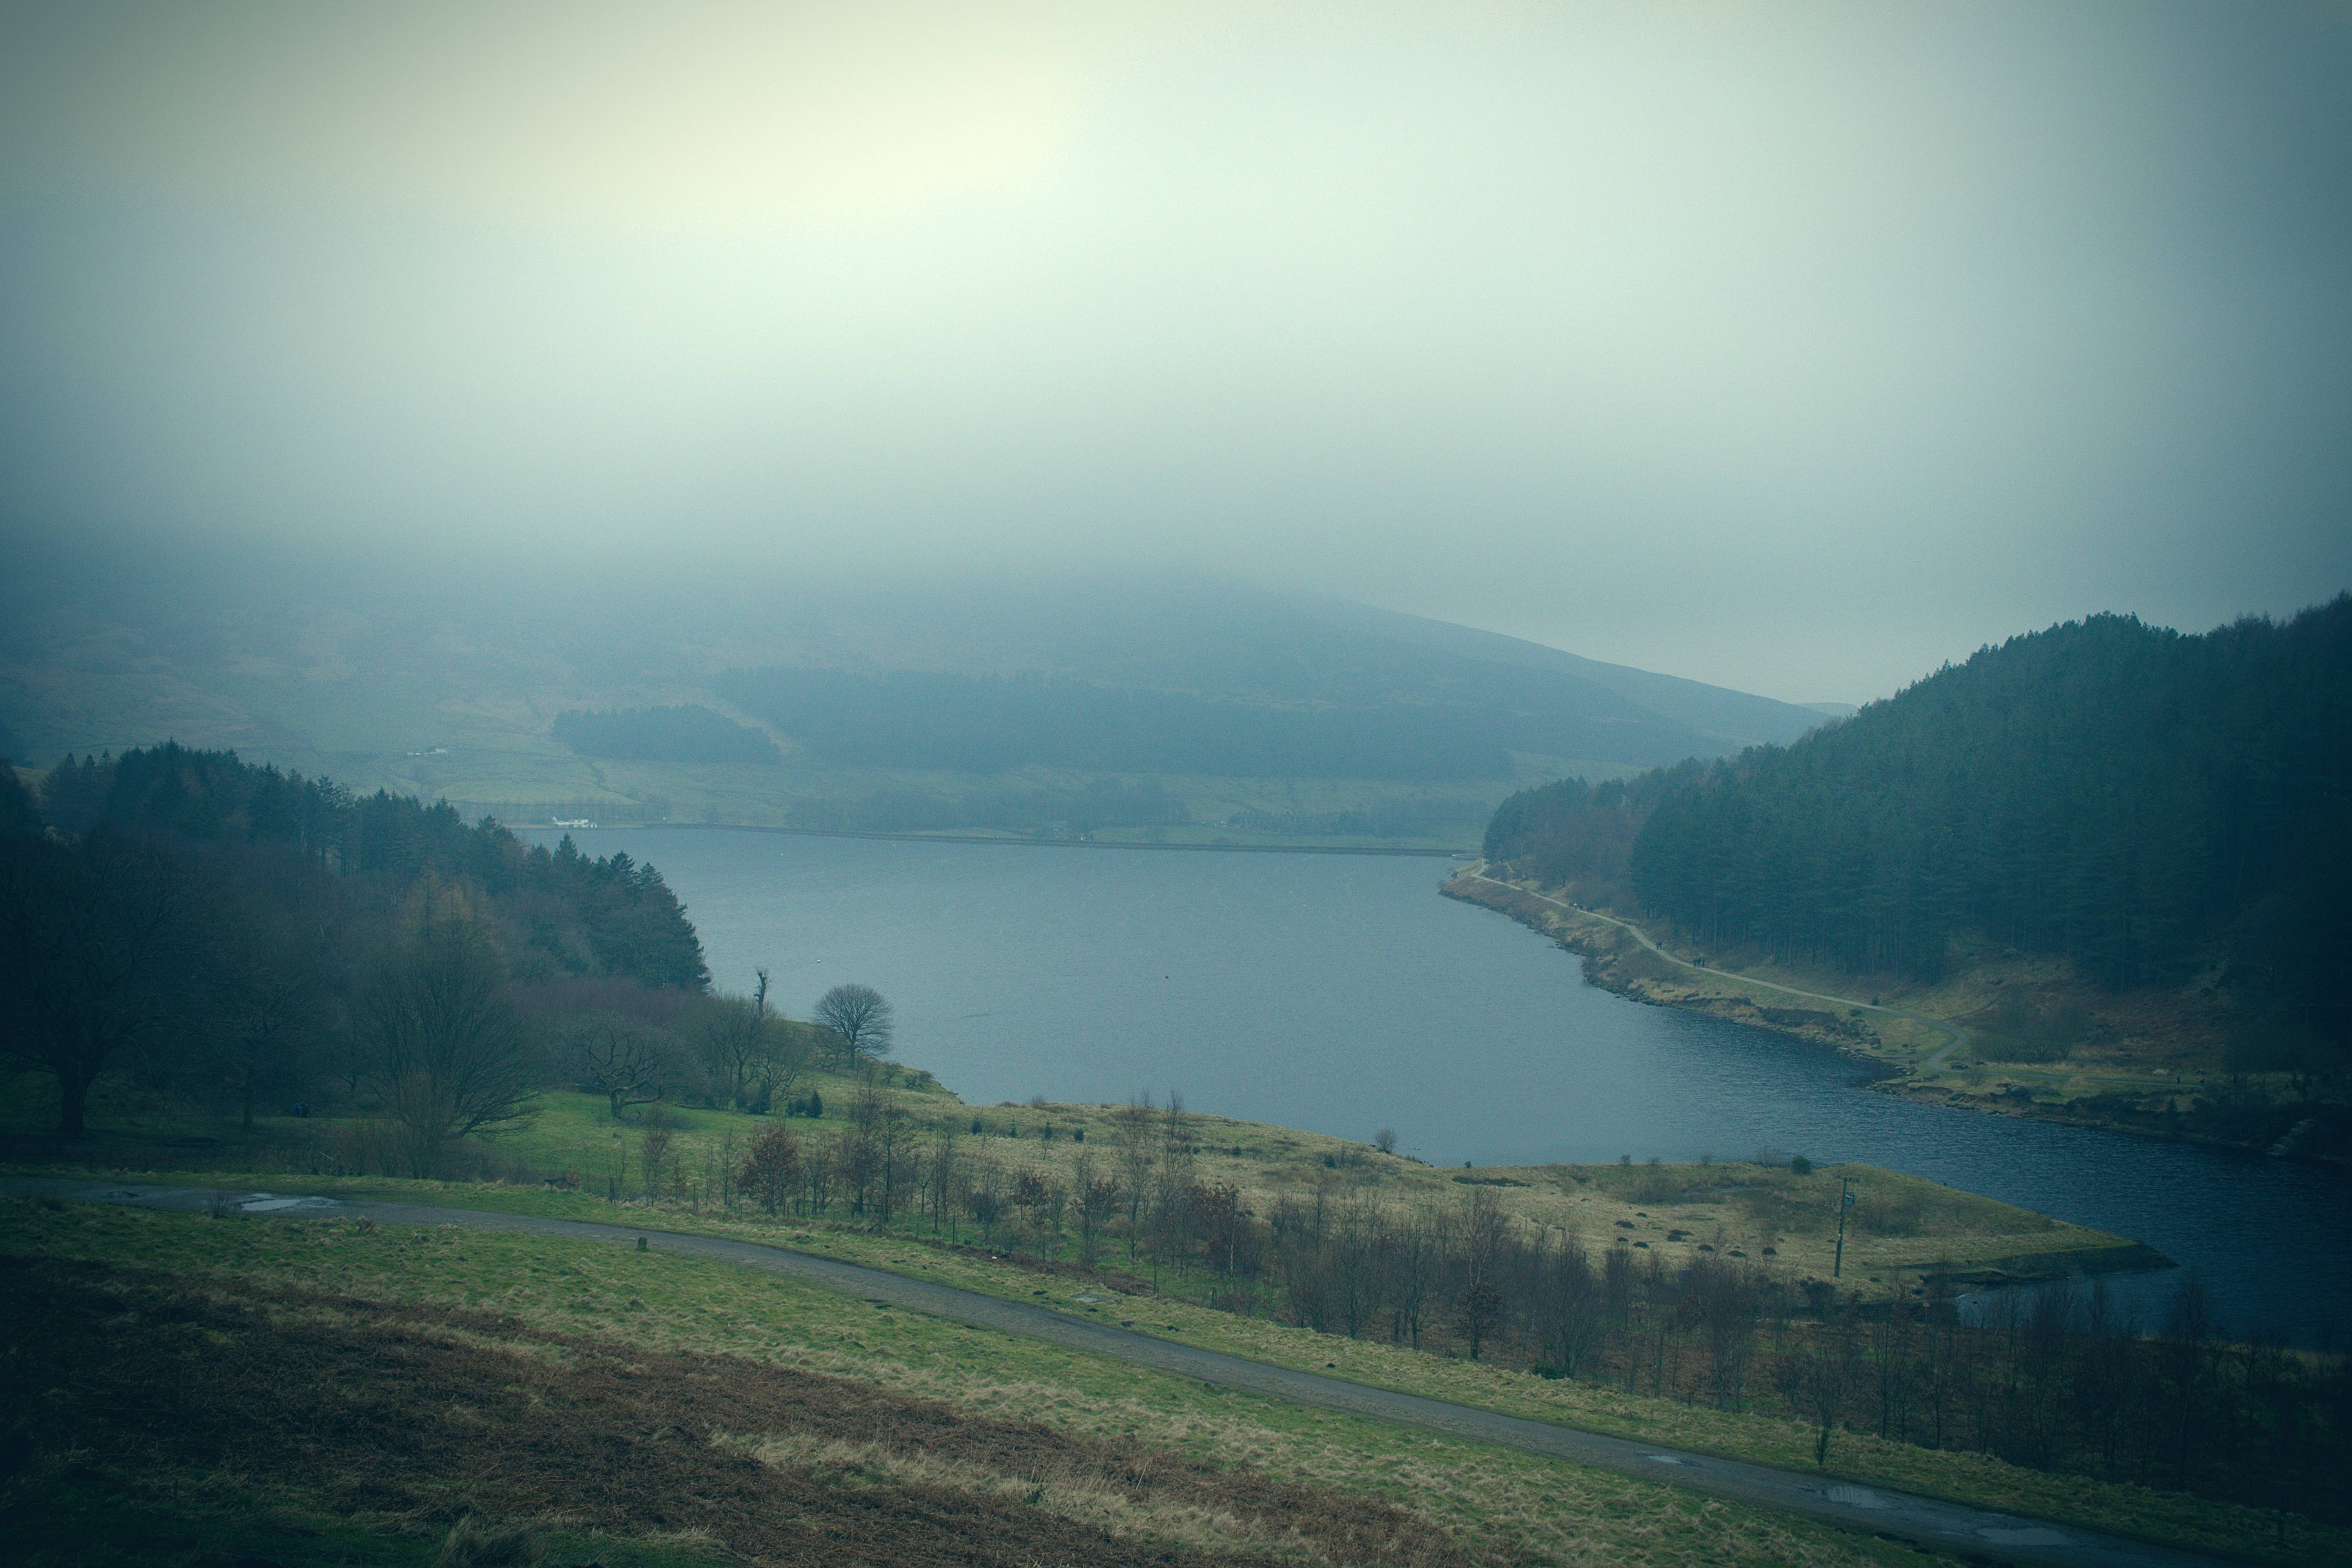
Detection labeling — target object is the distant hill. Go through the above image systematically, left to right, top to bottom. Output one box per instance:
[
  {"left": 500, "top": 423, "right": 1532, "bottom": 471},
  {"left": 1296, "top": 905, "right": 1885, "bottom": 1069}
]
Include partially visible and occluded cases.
[
  {"left": 0, "top": 548, "right": 1829, "bottom": 841},
  {"left": 718, "top": 584, "right": 1832, "bottom": 785},
  {"left": 1285, "top": 595, "right": 1828, "bottom": 754},
  {"left": 1484, "top": 598, "right": 2351, "bottom": 1063},
  {"left": 553, "top": 706, "right": 779, "bottom": 766}
]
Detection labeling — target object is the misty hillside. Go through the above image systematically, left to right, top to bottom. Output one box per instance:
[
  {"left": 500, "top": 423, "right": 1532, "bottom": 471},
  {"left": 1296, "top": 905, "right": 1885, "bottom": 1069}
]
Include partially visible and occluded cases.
[
  {"left": 0, "top": 550, "right": 1827, "bottom": 844},
  {"left": 1483, "top": 599, "right": 2351, "bottom": 1056}
]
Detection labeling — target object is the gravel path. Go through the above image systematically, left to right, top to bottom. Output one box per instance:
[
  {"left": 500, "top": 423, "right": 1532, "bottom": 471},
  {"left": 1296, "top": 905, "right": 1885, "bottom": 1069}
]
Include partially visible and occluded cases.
[{"left": 6, "top": 1176, "right": 2231, "bottom": 1568}]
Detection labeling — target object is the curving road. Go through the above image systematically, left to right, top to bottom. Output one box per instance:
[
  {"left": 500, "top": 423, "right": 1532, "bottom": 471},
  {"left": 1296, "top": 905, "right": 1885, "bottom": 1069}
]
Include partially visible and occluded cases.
[
  {"left": 1457, "top": 870, "right": 1973, "bottom": 1071},
  {"left": 7, "top": 1177, "right": 2227, "bottom": 1568}
]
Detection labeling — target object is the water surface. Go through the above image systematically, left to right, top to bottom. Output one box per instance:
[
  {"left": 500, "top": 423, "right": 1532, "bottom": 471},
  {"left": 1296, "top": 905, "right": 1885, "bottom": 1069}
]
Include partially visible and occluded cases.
[{"left": 534, "top": 828, "right": 2349, "bottom": 1344}]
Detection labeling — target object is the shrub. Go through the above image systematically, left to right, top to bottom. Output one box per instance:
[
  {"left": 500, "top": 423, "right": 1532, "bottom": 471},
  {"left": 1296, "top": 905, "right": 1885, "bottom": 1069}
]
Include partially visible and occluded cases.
[{"left": 735, "top": 1125, "right": 801, "bottom": 1215}]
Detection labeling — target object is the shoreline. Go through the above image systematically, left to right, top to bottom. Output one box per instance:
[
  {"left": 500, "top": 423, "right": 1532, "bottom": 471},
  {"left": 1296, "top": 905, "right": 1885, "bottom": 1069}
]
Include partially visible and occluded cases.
[
  {"left": 526, "top": 820, "right": 1472, "bottom": 858},
  {"left": 1441, "top": 867, "right": 2345, "bottom": 1168}
]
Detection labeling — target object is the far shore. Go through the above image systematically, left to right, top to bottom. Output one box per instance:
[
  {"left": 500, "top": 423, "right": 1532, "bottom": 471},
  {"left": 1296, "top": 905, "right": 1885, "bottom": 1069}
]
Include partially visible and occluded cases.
[{"left": 525, "top": 820, "right": 1474, "bottom": 858}]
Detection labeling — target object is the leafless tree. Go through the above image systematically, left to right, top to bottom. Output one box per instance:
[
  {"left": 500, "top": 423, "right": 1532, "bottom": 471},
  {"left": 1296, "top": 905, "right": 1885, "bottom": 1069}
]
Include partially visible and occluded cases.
[
  {"left": 0, "top": 832, "right": 194, "bottom": 1137},
  {"left": 354, "top": 921, "right": 539, "bottom": 1177},
  {"left": 697, "top": 969, "right": 770, "bottom": 1107},
  {"left": 815, "top": 982, "right": 893, "bottom": 1066},
  {"left": 565, "top": 1015, "right": 691, "bottom": 1120},
  {"left": 841, "top": 1086, "right": 883, "bottom": 1214},
  {"left": 1153, "top": 1088, "right": 1196, "bottom": 1272},
  {"left": 1111, "top": 1094, "right": 1156, "bottom": 1259},
  {"left": 639, "top": 1116, "right": 674, "bottom": 1199},
  {"left": 924, "top": 1120, "right": 960, "bottom": 1236},
  {"left": 735, "top": 1123, "right": 801, "bottom": 1215},
  {"left": 795, "top": 1134, "right": 844, "bottom": 1217},
  {"left": 963, "top": 1145, "right": 1006, "bottom": 1241},
  {"left": 1071, "top": 1151, "right": 1122, "bottom": 1265},
  {"left": 1012, "top": 1166, "right": 1062, "bottom": 1256},
  {"left": 1453, "top": 1185, "right": 1509, "bottom": 1359},
  {"left": 1330, "top": 1196, "right": 1386, "bottom": 1336},
  {"left": 1383, "top": 1209, "right": 1441, "bottom": 1350},
  {"left": 1536, "top": 1230, "right": 1604, "bottom": 1379},
  {"left": 1688, "top": 1255, "right": 1767, "bottom": 1410},
  {"left": 1785, "top": 1296, "right": 1866, "bottom": 1467}
]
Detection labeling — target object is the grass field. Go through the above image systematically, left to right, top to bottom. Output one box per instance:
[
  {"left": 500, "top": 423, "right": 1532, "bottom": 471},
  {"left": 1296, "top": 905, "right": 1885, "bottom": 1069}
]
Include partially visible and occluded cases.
[
  {"left": 16, "top": 1063, "right": 2332, "bottom": 1567},
  {"left": 3, "top": 1196, "right": 1966, "bottom": 1568}
]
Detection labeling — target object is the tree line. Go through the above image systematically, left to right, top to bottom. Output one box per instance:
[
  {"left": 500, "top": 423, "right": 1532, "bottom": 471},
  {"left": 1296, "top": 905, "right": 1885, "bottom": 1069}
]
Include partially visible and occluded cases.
[
  {"left": 1483, "top": 600, "right": 2351, "bottom": 1066},
  {"left": 0, "top": 744, "right": 888, "bottom": 1164}
]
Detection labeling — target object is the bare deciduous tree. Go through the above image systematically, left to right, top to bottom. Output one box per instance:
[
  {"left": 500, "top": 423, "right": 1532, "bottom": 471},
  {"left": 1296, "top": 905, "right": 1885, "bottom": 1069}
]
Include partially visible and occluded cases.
[
  {"left": 355, "top": 922, "right": 539, "bottom": 1176},
  {"left": 814, "top": 982, "right": 893, "bottom": 1066},
  {"left": 565, "top": 1015, "right": 690, "bottom": 1120},
  {"left": 1111, "top": 1094, "right": 1156, "bottom": 1259},
  {"left": 735, "top": 1123, "right": 800, "bottom": 1215},
  {"left": 1072, "top": 1152, "right": 1122, "bottom": 1267},
  {"left": 1453, "top": 1186, "right": 1509, "bottom": 1359},
  {"left": 1535, "top": 1230, "right": 1603, "bottom": 1380}
]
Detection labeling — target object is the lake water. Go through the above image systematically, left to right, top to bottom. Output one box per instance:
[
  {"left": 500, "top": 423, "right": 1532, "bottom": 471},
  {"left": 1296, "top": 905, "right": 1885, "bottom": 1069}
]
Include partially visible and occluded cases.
[{"left": 531, "top": 827, "right": 2350, "bottom": 1345}]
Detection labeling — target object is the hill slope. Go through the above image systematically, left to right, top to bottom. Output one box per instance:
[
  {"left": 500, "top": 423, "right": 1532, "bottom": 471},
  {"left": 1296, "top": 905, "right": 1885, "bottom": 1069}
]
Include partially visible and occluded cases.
[
  {"left": 0, "top": 550, "right": 1825, "bottom": 845},
  {"left": 1476, "top": 599, "right": 2352, "bottom": 1142}
]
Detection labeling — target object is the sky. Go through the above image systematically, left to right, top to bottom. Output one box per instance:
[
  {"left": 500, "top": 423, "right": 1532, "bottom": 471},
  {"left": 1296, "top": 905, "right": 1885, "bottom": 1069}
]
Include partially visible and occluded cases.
[{"left": 2, "top": 1, "right": 2347, "bottom": 703}]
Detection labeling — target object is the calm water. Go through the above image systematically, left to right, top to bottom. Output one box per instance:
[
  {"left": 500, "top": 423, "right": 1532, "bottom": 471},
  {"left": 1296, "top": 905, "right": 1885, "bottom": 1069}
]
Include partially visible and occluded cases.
[{"left": 533, "top": 828, "right": 2349, "bottom": 1344}]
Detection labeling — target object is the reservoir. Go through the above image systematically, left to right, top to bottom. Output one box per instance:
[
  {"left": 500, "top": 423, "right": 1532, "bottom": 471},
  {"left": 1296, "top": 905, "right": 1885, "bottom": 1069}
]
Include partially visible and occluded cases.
[{"left": 530, "top": 827, "right": 2349, "bottom": 1345}]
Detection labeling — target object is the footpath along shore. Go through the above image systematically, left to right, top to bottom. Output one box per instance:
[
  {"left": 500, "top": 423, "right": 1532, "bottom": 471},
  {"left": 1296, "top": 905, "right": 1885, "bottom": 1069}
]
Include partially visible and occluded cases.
[{"left": 1445, "top": 867, "right": 1970, "bottom": 1067}]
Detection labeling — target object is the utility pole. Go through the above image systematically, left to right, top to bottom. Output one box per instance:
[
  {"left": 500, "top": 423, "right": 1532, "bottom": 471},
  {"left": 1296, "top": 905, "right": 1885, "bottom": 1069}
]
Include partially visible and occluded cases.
[{"left": 1833, "top": 1176, "right": 1855, "bottom": 1278}]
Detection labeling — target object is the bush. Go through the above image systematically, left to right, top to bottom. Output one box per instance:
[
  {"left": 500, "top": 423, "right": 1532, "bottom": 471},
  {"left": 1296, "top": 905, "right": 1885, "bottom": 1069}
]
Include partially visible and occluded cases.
[{"left": 735, "top": 1125, "right": 801, "bottom": 1215}]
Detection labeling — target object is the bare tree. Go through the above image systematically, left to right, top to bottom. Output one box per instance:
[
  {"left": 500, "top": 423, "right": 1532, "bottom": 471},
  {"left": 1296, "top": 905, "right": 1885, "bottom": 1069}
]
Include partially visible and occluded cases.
[
  {"left": 0, "top": 833, "right": 193, "bottom": 1137},
  {"left": 355, "top": 922, "right": 539, "bottom": 1176},
  {"left": 697, "top": 969, "right": 770, "bottom": 1107},
  {"left": 814, "top": 982, "right": 893, "bottom": 1066},
  {"left": 565, "top": 1015, "right": 691, "bottom": 1120},
  {"left": 841, "top": 1085, "right": 883, "bottom": 1214},
  {"left": 1111, "top": 1094, "right": 1156, "bottom": 1259},
  {"left": 924, "top": 1120, "right": 961, "bottom": 1236},
  {"left": 735, "top": 1123, "right": 800, "bottom": 1214},
  {"left": 963, "top": 1145, "right": 1007, "bottom": 1242},
  {"left": 1071, "top": 1151, "right": 1122, "bottom": 1266},
  {"left": 1453, "top": 1185, "right": 1509, "bottom": 1359},
  {"left": 1330, "top": 1196, "right": 1386, "bottom": 1336},
  {"left": 1383, "top": 1209, "right": 1440, "bottom": 1350},
  {"left": 1535, "top": 1230, "right": 1603, "bottom": 1379},
  {"left": 1689, "top": 1255, "right": 1767, "bottom": 1410},
  {"left": 1785, "top": 1296, "right": 1866, "bottom": 1468}
]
